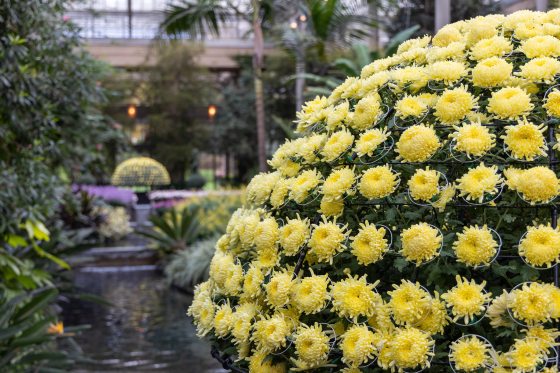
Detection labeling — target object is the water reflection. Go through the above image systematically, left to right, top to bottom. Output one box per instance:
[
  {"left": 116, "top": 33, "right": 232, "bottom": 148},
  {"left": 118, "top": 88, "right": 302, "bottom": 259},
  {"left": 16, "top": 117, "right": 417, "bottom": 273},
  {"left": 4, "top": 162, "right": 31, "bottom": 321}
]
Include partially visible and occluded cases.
[{"left": 63, "top": 266, "right": 223, "bottom": 372}]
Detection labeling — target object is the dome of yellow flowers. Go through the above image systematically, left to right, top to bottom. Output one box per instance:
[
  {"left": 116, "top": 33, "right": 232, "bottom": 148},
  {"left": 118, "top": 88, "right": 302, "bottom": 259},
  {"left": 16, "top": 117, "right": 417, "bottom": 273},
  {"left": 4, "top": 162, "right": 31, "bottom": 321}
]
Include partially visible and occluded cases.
[
  {"left": 189, "top": 10, "right": 560, "bottom": 372},
  {"left": 111, "top": 157, "right": 170, "bottom": 187}
]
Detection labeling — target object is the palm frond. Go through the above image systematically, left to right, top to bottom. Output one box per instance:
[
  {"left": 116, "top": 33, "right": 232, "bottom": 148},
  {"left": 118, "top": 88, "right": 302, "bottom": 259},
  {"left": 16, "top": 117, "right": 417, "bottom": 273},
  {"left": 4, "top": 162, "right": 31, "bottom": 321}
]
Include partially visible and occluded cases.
[{"left": 160, "top": 0, "right": 233, "bottom": 39}]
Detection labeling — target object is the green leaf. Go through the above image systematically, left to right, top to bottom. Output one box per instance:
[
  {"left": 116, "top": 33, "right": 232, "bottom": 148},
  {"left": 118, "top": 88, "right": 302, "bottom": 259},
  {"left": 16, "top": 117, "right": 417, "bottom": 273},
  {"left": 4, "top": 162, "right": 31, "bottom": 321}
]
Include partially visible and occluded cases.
[
  {"left": 7, "top": 234, "right": 27, "bottom": 248},
  {"left": 13, "top": 288, "right": 58, "bottom": 323}
]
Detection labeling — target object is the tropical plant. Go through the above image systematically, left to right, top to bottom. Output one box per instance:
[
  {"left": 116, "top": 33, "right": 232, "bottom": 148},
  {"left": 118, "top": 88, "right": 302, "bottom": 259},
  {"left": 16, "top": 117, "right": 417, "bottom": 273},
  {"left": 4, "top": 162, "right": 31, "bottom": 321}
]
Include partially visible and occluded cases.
[
  {"left": 188, "top": 10, "right": 560, "bottom": 372},
  {"left": 138, "top": 207, "right": 200, "bottom": 256},
  {"left": 164, "top": 235, "right": 219, "bottom": 290}
]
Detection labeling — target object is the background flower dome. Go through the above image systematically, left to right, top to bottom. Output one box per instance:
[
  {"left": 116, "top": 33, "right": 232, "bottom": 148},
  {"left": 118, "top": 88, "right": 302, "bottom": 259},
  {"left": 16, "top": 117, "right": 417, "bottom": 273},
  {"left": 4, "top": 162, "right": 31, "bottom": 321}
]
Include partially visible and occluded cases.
[{"left": 111, "top": 156, "right": 171, "bottom": 187}]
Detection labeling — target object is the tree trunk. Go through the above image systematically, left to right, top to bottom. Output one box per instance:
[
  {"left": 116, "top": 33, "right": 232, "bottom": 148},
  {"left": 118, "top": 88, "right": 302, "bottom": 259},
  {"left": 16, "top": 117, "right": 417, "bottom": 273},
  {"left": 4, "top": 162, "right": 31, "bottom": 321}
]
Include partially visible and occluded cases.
[
  {"left": 252, "top": 0, "right": 267, "bottom": 172},
  {"left": 295, "top": 50, "right": 305, "bottom": 112}
]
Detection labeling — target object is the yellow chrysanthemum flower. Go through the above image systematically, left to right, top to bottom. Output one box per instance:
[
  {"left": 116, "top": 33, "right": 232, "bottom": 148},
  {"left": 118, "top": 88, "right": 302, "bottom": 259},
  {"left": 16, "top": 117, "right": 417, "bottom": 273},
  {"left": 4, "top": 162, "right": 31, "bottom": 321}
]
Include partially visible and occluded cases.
[
  {"left": 465, "top": 16, "right": 499, "bottom": 45},
  {"left": 515, "top": 20, "right": 546, "bottom": 40},
  {"left": 432, "top": 24, "right": 463, "bottom": 47},
  {"left": 470, "top": 35, "right": 513, "bottom": 60},
  {"left": 520, "top": 35, "right": 560, "bottom": 58},
  {"left": 426, "top": 41, "right": 466, "bottom": 63},
  {"left": 472, "top": 57, "right": 513, "bottom": 87},
  {"left": 519, "top": 57, "right": 560, "bottom": 83},
  {"left": 429, "top": 60, "right": 467, "bottom": 84},
  {"left": 391, "top": 65, "right": 429, "bottom": 92},
  {"left": 358, "top": 71, "right": 390, "bottom": 96},
  {"left": 434, "top": 86, "right": 478, "bottom": 124},
  {"left": 487, "top": 87, "right": 534, "bottom": 119},
  {"left": 544, "top": 89, "right": 560, "bottom": 117},
  {"left": 350, "top": 94, "right": 381, "bottom": 131},
  {"left": 395, "top": 95, "right": 428, "bottom": 119},
  {"left": 326, "top": 101, "right": 349, "bottom": 130},
  {"left": 502, "top": 119, "right": 546, "bottom": 160},
  {"left": 450, "top": 122, "right": 495, "bottom": 158},
  {"left": 396, "top": 125, "right": 441, "bottom": 162},
  {"left": 354, "top": 128, "right": 389, "bottom": 157},
  {"left": 322, "top": 129, "right": 354, "bottom": 162},
  {"left": 296, "top": 134, "right": 327, "bottom": 164},
  {"left": 269, "top": 141, "right": 301, "bottom": 177},
  {"left": 456, "top": 163, "right": 503, "bottom": 203},
  {"left": 358, "top": 165, "right": 400, "bottom": 199},
  {"left": 514, "top": 166, "right": 560, "bottom": 204},
  {"left": 322, "top": 167, "right": 355, "bottom": 200},
  {"left": 408, "top": 167, "right": 440, "bottom": 202},
  {"left": 290, "top": 169, "right": 322, "bottom": 203},
  {"left": 246, "top": 172, "right": 280, "bottom": 206},
  {"left": 270, "top": 177, "right": 291, "bottom": 208},
  {"left": 432, "top": 183, "right": 456, "bottom": 212},
  {"left": 319, "top": 196, "right": 345, "bottom": 217},
  {"left": 279, "top": 216, "right": 309, "bottom": 256},
  {"left": 254, "top": 217, "right": 279, "bottom": 251},
  {"left": 308, "top": 217, "right": 348, "bottom": 263},
  {"left": 350, "top": 222, "right": 389, "bottom": 265},
  {"left": 400, "top": 223, "right": 442, "bottom": 265},
  {"left": 519, "top": 224, "right": 560, "bottom": 268},
  {"left": 453, "top": 225, "right": 498, "bottom": 267},
  {"left": 255, "top": 245, "right": 280, "bottom": 268},
  {"left": 223, "top": 261, "right": 244, "bottom": 296},
  {"left": 242, "top": 264, "right": 264, "bottom": 298},
  {"left": 265, "top": 270, "right": 293, "bottom": 308},
  {"left": 291, "top": 272, "right": 330, "bottom": 314},
  {"left": 331, "top": 275, "right": 381, "bottom": 321},
  {"left": 442, "top": 276, "right": 491, "bottom": 324},
  {"left": 388, "top": 280, "right": 432, "bottom": 325},
  {"left": 510, "top": 282, "right": 552, "bottom": 325},
  {"left": 187, "top": 283, "right": 215, "bottom": 336},
  {"left": 542, "top": 283, "right": 560, "bottom": 320},
  {"left": 487, "top": 291, "right": 512, "bottom": 328},
  {"left": 415, "top": 292, "right": 450, "bottom": 335},
  {"left": 367, "top": 301, "right": 395, "bottom": 332},
  {"left": 213, "top": 302, "right": 234, "bottom": 337},
  {"left": 231, "top": 302, "right": 258, "bottom": 344},
  {"left": 251, "top": 314, "right": 292, "bottom": 353},
  {"left": 293, "top": 323, "right": 330, "bottom": 368},
  {"left": 340, "top": 324, "right": 377, "bottom": 367},
  {"left": 524, "top": 325, "right": 560, "bottom": 351},
  {"left": 390, "top": 327, "right": 434, "bottom": 371},
  {"left": 449, "top": 336, "right": 493, "bottom": 372},
  {"left": 508, "top": 338, "right": 547, "bottom": 372},
  {"left": 248, "top": 351, "right": 288, "bottom": 373}
]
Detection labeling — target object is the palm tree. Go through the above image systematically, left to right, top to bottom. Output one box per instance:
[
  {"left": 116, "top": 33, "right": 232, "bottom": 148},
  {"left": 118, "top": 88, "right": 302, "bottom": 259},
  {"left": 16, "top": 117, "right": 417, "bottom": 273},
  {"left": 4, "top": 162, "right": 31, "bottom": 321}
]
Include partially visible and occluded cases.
[{"left": 161, "top": 0, "right": 269, "bottom": 172}]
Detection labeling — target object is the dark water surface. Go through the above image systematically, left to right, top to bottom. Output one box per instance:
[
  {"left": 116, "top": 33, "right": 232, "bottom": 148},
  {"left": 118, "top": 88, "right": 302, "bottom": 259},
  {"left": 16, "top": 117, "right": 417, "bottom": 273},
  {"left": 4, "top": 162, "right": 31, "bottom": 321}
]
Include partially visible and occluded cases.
[{"left": 62, "top": 266, "right": 224, "bottom": 372}]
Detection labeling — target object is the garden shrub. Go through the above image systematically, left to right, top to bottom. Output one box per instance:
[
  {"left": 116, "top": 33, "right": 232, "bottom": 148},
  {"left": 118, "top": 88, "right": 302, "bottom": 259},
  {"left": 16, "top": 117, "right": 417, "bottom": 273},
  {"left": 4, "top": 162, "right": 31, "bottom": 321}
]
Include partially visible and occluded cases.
[{"left": 189, "top": 10, "right": 560, "bottom": 372}]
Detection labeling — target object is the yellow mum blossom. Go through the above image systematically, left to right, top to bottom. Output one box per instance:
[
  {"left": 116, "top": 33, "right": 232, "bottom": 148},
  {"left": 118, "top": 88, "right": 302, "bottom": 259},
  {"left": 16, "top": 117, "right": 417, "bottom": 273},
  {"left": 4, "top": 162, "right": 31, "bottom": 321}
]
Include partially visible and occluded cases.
[
  {"left": 503, "top": 10, "right": 543, "bottom": 31},
  {"left": 465, "top": 16, "right": 499, "bottom": 45},
  {"left": 515, "top": 21, "right": 545, "bottom": 40},
  {"left": 432, "top": 24, "right": 464, "bottom": 47},
  {"left": 397, "top": 35, "right": 431, "bottom": 54},
  {"left": 520, "top": 35, "right": 560, "bottom": 58},
  {"left": 470, "top": 36, "right": 513, "bottom": 60},
  {"left": 426, "top": 41, "right": 466, "bottom": 63},
  {"left": 472, "top": 57, "right": 513, "bottom": 87},
  {"left": 519, "top": 57, "right": 560, "bottom": 83},
  {"left": 429, "top": 60, "right": 467, "bottom": 84},
  {"left": 391, "top": 65, "right": 429, "bottom": 92},
  {"left": 357, "top": 71, "right": 390, "bottom": 97},
  {"left": 341, "top": 77, "right": 362, "bottom": 99},
  {"left": 435, "top": 86, "right": 478, "bottom": 124},
  {"left": 487, "top": 87, "right": 534, "bottom": 119},
  {"left": 544, "top": 89, "right": 560, "bottom": 117},
  {"left": 417, "top": 92, "right": 439, "bottom": 107},
  {"left": 350, "top": 94, "right": 381, "bottom": 131},
  {"left": 296, "top": 95, "right": 329, "bottom": 132},
  {"left": 395, "top": 95, "right": 428, "bottom": 119},
  {"left": 326, "top": 101, "right": 349, "bottom": 130},
  {"left": 502, "top": 119, "right": 546, "bottom": 160},
  {"left": 450, "top": 122, "right": 495, "bottom": 158},
  {"left": 396, "top": 125, "right": 441, "bottom": 162},
  {"left": 354, "top": 128, "right": 389, "bottom": 157},
  {"left": 322, "top": 129, "right": 354, "bottom": 162},
  {"left": 296, "top": 134, "right": 327, "bottom": 164},
  {"left": 269, "top": 141, "right": 301, "bottom": 177},
  {"left": 456, "top": 163, "right": 503, "bottom": 203},
  {"left": 359, "top": 165, "right": 400, "bottom": 200},
  {"left": 515, "top": 166, "right": 560, "bottom": 204},
  {"left": 322, "top": 167, "right": 355, "bottom": 200},
  {"left": 408, "top": 167, "right": 440, "bottom": 202},
  {"left": 290, "top": 169, "right": 322, "bottom": 203},
  {"left": 246, "top": 172, "right": 280, "bottom": 206},
  {"left": 270, "top": 177, "right": 291, "bottom": 208},
  {"left": 432, "top": 183, "right": 456, "bottom": 211},
  {"left": 319, "top": 196, "right": 344, "bottom": 217},
  {"left": 279, "top": 216, "right": 309, "bottom": 256},
  {"left": 254, "top": 217, "right": 279, "bottom": 251},
  {"left": 308, "top": 217, "right": 348, "bottom": 263},
  {"left": 350, "top": 222, "right": 389, "bottom": 265},
  {"left": 400, "top": 223, "right": 442, "bottom": 265},
  {"left": 519, "top": 224, "right": 560, "bottom": 268},
  {"left": 453, "top": 225, "right": 498, "bottom": 267},
  {"left": 255, "top": 246, "right": 280, "bottom": 268},
  {"left": 209, "top": 251, "right": 235, "bottom": 289},
  {"left": 222, "top": 261, "right": 244, "bottom": 296},
  {"left": 265, "top": 270, "right": 293, "bottom": 308},
  {"left": 291, "top": 272, "right": 330, "bottom": 314},
  {"left": 331, "top": 275, "right": 381, "bottom": 321},
  {"left": 442, "top": 276, "right": 491, "bottom": 324},
  {"left": 388, "top": 280, "right": 432, "bottom": 325},
  {"left": 510, "top": 282, "right": 552, "bottom": 325},
  {"left": 542, "top": 283, "right": 560, "bottom": 319},
  {"left": 187, "top": 284, "right": 215, "bottom": 336},
  {"left": 487, "top": 291, "right": 512, "bottom": 328},
  {"left": 415, "top": 292, "right": 450, "bottom": 335},
  {"left": 367, "top": 301, "right": 395, "bottom": 332},
  {"left": 213, "top": 302, "right": 234, "bottom": 337},
  {"left": 231, "top": 302, "right": 258, "bottom": 344},
  {"left": 251, "top": 314, "right": 292, "bottom": 353},
  {"left": 293, "top": 323, "right": 330, "bottom": 368},
  {"left": 340, "top": 324, "right": 377, "bottom": 367},
  {"left": 524, "top": 325, "right": 560, "bottom": 351},
  {"left": 390, "top": 327, "right": 434, "bottom": 371},
  {"left": 449, "top": 336, "right": 493, "bottom": 372},
  {"left": 508, "top": 338, "right": 547, "bottom": 372},
  {"left": 248, "top": 351, "right": 288, "bottom": 373}
]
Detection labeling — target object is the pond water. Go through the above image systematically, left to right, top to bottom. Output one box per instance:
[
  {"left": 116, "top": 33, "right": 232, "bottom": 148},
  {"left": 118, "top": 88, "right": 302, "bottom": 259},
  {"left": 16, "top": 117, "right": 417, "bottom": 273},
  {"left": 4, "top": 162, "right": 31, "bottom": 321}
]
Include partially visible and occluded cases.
[{"left": 62, "top": 266, "right": 224, "bottom": 372}]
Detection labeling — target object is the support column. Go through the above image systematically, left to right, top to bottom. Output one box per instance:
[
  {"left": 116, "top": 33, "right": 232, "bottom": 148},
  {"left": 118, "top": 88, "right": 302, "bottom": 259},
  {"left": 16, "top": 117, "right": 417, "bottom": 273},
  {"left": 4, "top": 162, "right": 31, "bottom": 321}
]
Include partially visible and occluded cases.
[
  {"left": 434, "top": 0, "right": 451, "bottom": 32},
  {"left": 535, "top": 0, "right": 549, "bottom": 11}
]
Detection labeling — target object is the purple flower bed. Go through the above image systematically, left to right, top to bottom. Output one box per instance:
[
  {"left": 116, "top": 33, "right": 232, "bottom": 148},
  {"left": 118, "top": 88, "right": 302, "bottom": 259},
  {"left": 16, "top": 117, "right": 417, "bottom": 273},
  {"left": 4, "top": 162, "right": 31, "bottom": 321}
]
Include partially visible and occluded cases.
[{"left": 73, "top": 185, "right": 137, "bottom": 206}]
